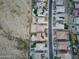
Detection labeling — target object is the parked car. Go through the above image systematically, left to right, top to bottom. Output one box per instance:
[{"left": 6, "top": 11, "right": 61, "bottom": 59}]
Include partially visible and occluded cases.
[{"left": 72, "top": 47, "right": 78, "bottom": 55}]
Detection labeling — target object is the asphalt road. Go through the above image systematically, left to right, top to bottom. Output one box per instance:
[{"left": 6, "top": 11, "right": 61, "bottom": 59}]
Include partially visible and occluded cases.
[{"left": 48, "top": 0, "right": 53, "bottom": 59}]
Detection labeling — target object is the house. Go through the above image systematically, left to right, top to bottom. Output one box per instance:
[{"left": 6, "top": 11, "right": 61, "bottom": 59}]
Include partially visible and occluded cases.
[
  {"left": 32, "top": 0, "right": 48, "bottom": 16},
  {"left": 36, "top": 0, "right": 48, "bottom": 16},
  {"left": 56, "top": 0, "right": 64, "bottom": 5},
  {"left": 73, "top": 0, "right": 79, "bottom": 2},
  {"left": 75, "top": 3, "right": 79, "bottom": 8},
  {"left": 56, "top": 6, "right": 65, "bottom": 13},
  {"left": 74, "top": 10, "right": 79, "bottom": 17},
  {"left": 55, "top": 13, "right": 65, "bottom": 21},
  {"left": 32, "top": 17, "right": 48, "bottom": 24},
  {"left": 37, "top": 17, "right": 48, "bottom": 24},
  {"left": 74, "top": 17, "right": 79, "bottom": 24},
  {"left": 53, "top": 23, "right": 64, "bottom": 29},
  {"left": 31, "top": 24, "right": 47, "bottom": 33},
  {"left": 76, "top": 26, "right": 79, "bottom": 33},
  {"left": 56, "top": 31, "right": 67, "bottom": 40},
  {"left": 58, "top": 42, "right": 67, "bottom": 50},
  {"left": 35, "top": 43, "right": 47, "bottom": 51}
]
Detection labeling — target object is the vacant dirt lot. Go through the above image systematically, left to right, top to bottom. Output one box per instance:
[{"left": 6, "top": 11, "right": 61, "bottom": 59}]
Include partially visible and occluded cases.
[{"left": 0, "top": 0, "right": 32, "bottom": 59}]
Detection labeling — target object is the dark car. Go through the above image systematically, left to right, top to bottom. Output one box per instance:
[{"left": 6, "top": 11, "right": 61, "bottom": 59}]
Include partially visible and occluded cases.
[{"left": 72, "top": 47, "right": 78, "bottom": 55}]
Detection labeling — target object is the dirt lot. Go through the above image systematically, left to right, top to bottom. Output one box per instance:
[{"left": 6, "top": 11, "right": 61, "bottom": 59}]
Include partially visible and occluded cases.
[{"left": 0, "top": 0, "right": 32, "bottom": 59}]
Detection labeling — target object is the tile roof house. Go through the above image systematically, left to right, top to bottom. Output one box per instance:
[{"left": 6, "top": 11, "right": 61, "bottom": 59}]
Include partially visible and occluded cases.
[
  {"left": 31, "top": 24, "right": 47, "bottom": 33},
  {"left": 56, "top": 31, "right": 67, "bottom": 40},
  {"left": 58, "top": 42, "right": 68, "bottom": 53},
  {"left": 58, "top": 42, "right": 67, "bottom": 50}
]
